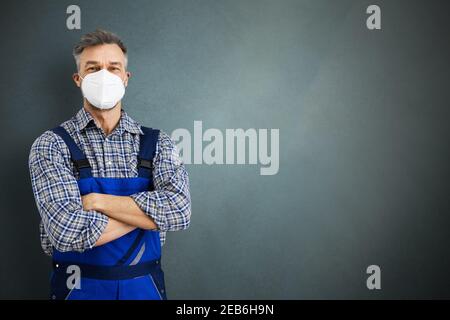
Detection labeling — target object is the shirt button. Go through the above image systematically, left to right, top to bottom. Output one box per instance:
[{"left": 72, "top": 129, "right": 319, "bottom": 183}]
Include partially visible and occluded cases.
[{"left": 107, "top": 161, "right": 112, "bottom": 165}]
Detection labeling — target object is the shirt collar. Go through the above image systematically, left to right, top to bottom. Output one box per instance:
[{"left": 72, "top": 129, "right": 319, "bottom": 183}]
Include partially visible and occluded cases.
[{"left": 74, "top": 107, "right": 144, "bottom": 135}]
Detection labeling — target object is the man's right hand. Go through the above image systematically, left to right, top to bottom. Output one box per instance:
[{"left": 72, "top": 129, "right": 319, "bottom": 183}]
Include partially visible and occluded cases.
[{"left": 95, "top": 217, "right": 137, "bottom": 247}]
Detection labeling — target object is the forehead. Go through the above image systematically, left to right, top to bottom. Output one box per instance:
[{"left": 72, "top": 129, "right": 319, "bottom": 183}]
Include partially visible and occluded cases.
[{"left": 79, "top": 43, "right": 126, "bottom": 65}]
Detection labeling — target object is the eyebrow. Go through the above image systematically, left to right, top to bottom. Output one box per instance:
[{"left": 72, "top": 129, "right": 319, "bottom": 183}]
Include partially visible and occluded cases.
[
  {"left": 84, "top": 61, "right": 123, "bottom": 67},
  {"left": 84, "top": 61, "right": 100, "bottom": 66},
  {"left": 109, "top": 62, "right": 123, "bottom": 67}
]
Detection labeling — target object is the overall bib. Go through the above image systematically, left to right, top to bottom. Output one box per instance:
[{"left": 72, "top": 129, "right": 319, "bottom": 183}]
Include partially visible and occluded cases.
[{"left": 49, "top": 125, "right": 167, "bottom": 300}]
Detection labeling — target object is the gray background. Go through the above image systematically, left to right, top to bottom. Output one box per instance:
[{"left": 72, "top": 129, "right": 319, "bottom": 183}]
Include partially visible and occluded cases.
[{"left": 1, "top": 0, "right": 449, "bottom": 299}]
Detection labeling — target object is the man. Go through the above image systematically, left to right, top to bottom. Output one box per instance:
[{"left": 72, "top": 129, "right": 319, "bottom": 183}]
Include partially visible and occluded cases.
[{"left": 28, "top": 29, "right": 191, "bottom": 300}]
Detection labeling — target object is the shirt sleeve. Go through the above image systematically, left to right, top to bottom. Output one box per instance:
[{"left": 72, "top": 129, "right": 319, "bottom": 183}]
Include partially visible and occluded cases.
[
  {"left": 130, "top": 130, "right": 191, "bottom": 232},
  {"left": 28, "top": 131, "right": 109, "bottom": 253}
]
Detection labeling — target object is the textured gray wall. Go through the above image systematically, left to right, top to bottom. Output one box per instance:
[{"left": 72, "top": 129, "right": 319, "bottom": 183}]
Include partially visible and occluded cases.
[{"left": 1, "top": 0, "right": 449, "bottom": 299}]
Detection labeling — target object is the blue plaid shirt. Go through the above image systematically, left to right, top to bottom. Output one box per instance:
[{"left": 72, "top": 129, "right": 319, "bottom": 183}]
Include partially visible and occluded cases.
[{"left": 28, "top": 107, "right": 191, "bottom": 256}]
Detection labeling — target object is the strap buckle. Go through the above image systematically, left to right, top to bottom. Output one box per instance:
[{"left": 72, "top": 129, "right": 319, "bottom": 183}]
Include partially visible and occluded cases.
[
  {"left": 138, "top": 157, "right": 153, "bottom": 170},
  {"left": 74, "top": 158, "right": 91, "bottom": 170}
]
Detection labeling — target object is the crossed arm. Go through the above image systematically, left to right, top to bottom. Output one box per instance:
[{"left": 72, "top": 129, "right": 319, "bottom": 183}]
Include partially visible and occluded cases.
[
  {"left": 29, "top": 130, "right": 191, "bottom": 254},
  {"left": 81, "top": 193, "right": 158, "bottom": 247}
]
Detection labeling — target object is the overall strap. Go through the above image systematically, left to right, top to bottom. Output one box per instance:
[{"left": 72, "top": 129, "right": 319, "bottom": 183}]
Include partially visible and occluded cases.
[
  {"left": 50, "top": 126, "right": 93, "bottom": 179},
  {"left": 116, "top": 126, "right": 160, "bottom": 265},
  {"left": 137, "top": 126, "right": 160, "bottom": 179}
]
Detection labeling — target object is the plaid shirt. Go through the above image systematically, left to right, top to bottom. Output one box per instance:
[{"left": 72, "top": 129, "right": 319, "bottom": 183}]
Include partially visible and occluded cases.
[{"left": 28, "top": 107, "right": 191, "bottom": 256}]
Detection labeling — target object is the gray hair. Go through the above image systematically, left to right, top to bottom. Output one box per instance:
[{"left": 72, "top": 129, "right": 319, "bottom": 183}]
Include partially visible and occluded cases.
[{"left": 73, "top": 29, "right": 128, "bottom": 71}]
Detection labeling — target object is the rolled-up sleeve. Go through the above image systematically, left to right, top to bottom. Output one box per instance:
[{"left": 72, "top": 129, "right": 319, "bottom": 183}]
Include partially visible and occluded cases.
[
  {"left": 130, "top": 130, "right": 191, "bottom": 232},
  {"left": 29, "top": 131, "right": 108, "bottom": 253}
]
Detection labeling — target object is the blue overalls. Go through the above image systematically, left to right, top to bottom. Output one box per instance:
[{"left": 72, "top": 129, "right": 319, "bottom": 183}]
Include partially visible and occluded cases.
[{"left": 49, "top": 125, "right": 167, "bottom": 300}]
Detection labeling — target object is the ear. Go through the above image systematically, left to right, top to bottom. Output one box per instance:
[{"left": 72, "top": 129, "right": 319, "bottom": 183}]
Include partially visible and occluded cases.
[
  {"left": 124, "top": 71, "right": 131, "bottom": 87},
  {"left": 73, "top": 73, "right": 82, "bottom": 88}
]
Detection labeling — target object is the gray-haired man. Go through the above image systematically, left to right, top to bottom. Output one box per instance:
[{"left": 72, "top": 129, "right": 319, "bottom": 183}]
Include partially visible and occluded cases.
[{"left": 29, "top": 29, "right": 191, "bottom": 299}]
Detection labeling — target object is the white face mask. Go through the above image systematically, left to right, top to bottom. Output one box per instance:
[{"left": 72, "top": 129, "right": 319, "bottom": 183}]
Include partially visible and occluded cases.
[{"left": 79, "top": 69, "right": 126, "bottom": 110}]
